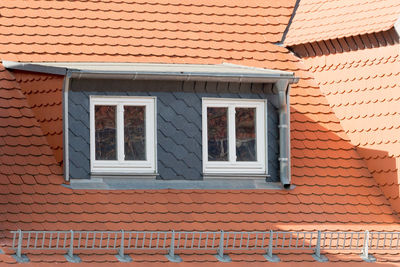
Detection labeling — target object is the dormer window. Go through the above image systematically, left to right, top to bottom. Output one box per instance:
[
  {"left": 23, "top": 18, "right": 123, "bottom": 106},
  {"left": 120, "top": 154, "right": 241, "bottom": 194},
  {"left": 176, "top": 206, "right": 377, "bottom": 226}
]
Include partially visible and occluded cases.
[
  {"left": 4, "top": 61, "right": 296, "bottom": 186},
  {"left": 90, "top": 96, "right": 157, "bottom": 175}
]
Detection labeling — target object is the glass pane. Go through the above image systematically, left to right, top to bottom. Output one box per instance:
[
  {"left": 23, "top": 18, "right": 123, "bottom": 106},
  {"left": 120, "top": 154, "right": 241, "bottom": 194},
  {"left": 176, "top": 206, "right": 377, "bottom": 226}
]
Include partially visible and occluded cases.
[
  {"left": 95, "top": 105, "right": 117, "bottom": 160},
  {"left": 124, "top": 106, "right": 146, "bottom": 160},
  {"left": 207, "top": 107, "right": 228, "bottom": 161},
  {"left": 236, "top": 108, "right": 256, "bottom": 161}
]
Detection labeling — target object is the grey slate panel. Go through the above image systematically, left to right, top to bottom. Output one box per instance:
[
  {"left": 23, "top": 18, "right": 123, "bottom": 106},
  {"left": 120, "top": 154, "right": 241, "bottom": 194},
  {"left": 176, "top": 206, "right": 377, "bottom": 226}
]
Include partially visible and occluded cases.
[
  {"left": 68, "top": 79, "right": 280, "bottom": 182},
  {"left": 266, "top": 102, "right": 279, "bottom": 181},
  {"left": 69, "top": 129, "right": 89, "bottom": 153},
  {"left": 69, "top": 149, "right": 90, "bottom": 174},
  {"left": 69, "top": 161, "right": 89, "bottom": 180}
]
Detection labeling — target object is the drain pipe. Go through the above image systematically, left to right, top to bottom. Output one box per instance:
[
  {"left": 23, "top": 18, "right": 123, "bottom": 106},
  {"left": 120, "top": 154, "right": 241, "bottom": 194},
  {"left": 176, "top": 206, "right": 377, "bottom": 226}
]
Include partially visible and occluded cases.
[
  {"left": 62, "top": 71, "right": 72, "bottom": 182},
  {"left": 274, "top": 80, "right": 292, "bottom": 188}
]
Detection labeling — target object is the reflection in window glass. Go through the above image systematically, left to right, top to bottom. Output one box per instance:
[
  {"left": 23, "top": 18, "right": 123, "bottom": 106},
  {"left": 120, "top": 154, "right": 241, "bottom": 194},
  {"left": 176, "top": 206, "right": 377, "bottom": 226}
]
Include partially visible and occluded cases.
[
  {"left": 95, "top": 105, "right": 117, "bottom": 160},
  {"left": 124, "top": 106, "right": 146, "bottom": 160},
  {"left": 207, "top": 107, "right": 228, "bottom": 161},
  {"left": 236, "top": 108, "right": 256, "bottom": 161}
]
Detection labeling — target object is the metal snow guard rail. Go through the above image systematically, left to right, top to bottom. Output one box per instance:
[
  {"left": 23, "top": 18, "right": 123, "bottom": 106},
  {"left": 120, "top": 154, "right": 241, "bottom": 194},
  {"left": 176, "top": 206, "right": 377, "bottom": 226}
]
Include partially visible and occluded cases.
[{"left": 11, "top": 230, "right": 400, "bottom": 263}]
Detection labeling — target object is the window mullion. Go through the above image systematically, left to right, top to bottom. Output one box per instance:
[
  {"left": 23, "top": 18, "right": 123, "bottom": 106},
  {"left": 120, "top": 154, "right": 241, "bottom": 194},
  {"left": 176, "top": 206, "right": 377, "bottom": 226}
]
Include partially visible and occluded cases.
[
  {"left": 145, "top": 103, "right": 150, "bottom": 163},
  {"left": 117, "top": 104, "right": 125, "bottom": 163},
  {"left": 228, "top": 105, "right": 236, "bottom": 163},
  {"left": 257, "top": 105, "right": 262, "bottom": 163}
]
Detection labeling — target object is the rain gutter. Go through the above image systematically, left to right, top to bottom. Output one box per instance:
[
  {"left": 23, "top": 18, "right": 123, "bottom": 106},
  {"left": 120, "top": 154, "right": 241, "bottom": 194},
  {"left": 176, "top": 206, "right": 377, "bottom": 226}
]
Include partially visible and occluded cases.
[
  {"left": 1, "top": 60, "right": 299, "bottom": 84},
  {"left": 68, "top": 71, "right": 299, "bottom": 84}
]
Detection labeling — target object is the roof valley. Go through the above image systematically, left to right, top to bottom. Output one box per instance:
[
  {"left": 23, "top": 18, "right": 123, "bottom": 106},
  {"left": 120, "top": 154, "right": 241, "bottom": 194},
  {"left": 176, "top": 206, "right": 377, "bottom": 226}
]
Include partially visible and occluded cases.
[{"left": 289, "top": 29, "right": 400, "bottom": 216}]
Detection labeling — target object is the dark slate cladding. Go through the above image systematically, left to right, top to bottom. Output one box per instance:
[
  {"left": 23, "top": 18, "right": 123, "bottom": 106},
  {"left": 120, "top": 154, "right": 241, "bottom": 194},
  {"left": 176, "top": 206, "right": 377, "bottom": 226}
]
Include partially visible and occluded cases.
[{"left": 68, "top": 79, "right": 279, "bottom": 181}]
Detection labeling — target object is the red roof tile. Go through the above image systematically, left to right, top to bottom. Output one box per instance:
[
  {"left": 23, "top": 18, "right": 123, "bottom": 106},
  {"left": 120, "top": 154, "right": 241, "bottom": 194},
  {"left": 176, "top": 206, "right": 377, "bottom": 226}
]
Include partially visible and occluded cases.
[
  {"left": 0, "top": 0, "right": 399, "bottom": 264},
  {"left": 0, "top": 0, "right": 295, "bottom": 63},
  {"left": 284, "top": 0, "right": 400, "bottom": 45},
  {"left": 301, "top": 38, "right": 400, "bottom": 215}
]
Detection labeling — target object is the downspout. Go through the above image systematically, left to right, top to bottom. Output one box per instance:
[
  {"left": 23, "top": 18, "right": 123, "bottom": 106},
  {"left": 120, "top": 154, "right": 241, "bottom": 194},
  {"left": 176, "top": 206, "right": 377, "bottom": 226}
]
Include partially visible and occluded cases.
[
  {"left": 62, "top": 71, "right": 71, "bottom": 182},
  {"left": 275, "top": 80, "right": 292, "bottom": 188},
  {"left": 286, "top": 84, "right": 292, "bottom": 187}
]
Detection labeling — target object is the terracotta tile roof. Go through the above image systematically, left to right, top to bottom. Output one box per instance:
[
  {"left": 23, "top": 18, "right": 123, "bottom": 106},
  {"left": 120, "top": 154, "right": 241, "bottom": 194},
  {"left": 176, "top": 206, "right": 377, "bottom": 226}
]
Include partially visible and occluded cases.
[
  {"left": 0, "top": 0, "right": 399, "bottom": 264},
  {"left": 0, "top": 0, "right": 295, "bottom": 64},
  {"left": 284, "top": 0, "right": 400, "bottom": 46},
  {"left": 302, "top": 42, "right": 400, "bottom": 216},
  {"left": 1, "top": 61, "right": 400, "bottom": 263},
  {"left": 11, "top": 71, "right": 64, "bottom": 165}
]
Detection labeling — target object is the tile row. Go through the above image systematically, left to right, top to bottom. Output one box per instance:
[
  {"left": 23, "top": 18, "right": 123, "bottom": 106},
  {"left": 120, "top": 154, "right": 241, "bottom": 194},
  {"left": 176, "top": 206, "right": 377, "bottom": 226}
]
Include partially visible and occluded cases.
[{"left": 284, "top": 0, "right": 399, "bottom": 45}]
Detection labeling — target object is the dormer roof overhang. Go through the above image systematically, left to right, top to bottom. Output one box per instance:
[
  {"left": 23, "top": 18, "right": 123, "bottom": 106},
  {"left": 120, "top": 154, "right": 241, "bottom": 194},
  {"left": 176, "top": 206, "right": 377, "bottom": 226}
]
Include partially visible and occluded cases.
[{"left": 2, "top": 61, "right": 299, "bottom": 84}]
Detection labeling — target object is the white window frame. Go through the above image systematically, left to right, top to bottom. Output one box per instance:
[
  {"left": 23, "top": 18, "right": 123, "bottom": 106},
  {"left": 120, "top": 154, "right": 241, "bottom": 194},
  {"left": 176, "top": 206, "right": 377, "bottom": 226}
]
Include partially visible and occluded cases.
[
  {"left": 90, "top": 96, "right": 157, "bottom": 174},
  {"left": 202, "top": 98, "right": 267, "bottom": 176}
]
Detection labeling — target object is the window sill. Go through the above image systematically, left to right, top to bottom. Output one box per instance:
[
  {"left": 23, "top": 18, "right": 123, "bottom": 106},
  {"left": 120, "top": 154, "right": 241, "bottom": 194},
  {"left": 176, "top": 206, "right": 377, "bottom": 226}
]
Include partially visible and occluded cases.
[
  {"left": 90, "top": 172, "right": 158, "bottom": 179},
  {"left": 203, "top": 173, "right": 270, "bottom": 179},
  {"left": 65, "top": 178, "right": 282, "bottom": 190}
]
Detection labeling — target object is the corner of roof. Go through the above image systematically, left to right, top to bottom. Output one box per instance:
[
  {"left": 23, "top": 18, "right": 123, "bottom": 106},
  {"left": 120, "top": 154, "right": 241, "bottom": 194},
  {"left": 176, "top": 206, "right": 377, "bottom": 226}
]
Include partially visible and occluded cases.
[
  {"left": 280, "top": 0, "right": 301, "bottom": 46},
  {"left": 282, "top": 1, "right": 400, "bottom": 47},
  {"left": 0, "top": 61, "right": 18, "bottom": 83}
]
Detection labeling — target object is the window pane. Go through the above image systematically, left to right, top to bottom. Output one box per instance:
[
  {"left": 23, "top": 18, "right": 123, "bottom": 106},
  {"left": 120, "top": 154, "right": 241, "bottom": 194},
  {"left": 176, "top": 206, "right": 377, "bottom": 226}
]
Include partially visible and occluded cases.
[
  {"left": 95, "top": 105, "right": 117, "bottom": 160},
  {"left": 124, "top": 106, "right": 146, "bottom": 160},
  {"left": 207, "top": 107, "right": 228, "bottom": 161},
  {"left": 236, "top": 108, "right": 256, "bottom": 161}
]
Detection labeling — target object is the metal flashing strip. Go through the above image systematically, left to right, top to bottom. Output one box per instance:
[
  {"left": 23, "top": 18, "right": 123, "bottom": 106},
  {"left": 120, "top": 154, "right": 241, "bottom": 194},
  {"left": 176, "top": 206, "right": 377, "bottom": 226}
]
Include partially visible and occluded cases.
[
  {"left": 395, "top": 16, "right": 400, "bottom": 36},
  {"left": 2, "top": 61, "right": 299, "bottom": 84},
  {"left": 2, "top": 61, "right": 68, "bottom": 76},
  {"left": 62, "top": 76, "right": 71, "bottom": 181},
  {"left": 203, "top": 174, "right": 269, "bottom": 180},
  {"left": 66, "top": 178, "right": 283, "bottom": 190},
  {"left": 11, "top": 230, "right": 395, "bottom": 263}
]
